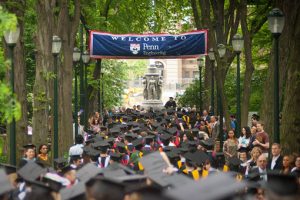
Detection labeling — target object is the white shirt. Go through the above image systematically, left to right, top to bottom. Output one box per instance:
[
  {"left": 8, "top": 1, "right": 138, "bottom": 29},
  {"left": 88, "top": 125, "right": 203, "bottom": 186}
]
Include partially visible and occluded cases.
[
  {"left": 69, "top": 144, "right": 84, "bottom": 156},
  {"left": 271, "top": 155, "right": 280, "bottom": 170},
  {"left": 259, "top": 167, "right": 267, "bottom": 181}
]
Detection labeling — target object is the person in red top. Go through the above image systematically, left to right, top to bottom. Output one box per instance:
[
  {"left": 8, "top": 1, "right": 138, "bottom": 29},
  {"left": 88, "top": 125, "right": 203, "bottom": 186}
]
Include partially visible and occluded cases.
[{"left": 252, "top": 122, "right": 270, "bottom": 157}]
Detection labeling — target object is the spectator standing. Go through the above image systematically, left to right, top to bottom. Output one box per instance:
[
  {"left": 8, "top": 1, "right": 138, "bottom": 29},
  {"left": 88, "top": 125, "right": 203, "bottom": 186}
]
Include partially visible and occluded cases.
[
  {"left": 164, "top": 97, "right": 176, "bottom": 109},
  {"left": 252, "top": 122, "right": 269, "bottom": 157},
  {"left": 238, "top": 126, "right": 251, "bottom": 150},
  {"left": 223, "top": 130, "right": 239, "bottom": 165},
  {"left": 267, "top": 143, "right": 283, "bottom": 172}
]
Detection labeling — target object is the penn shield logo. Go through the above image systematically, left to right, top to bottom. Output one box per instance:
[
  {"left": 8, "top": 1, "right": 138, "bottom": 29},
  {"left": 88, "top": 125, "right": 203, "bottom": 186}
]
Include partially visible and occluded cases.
[{"left": 130, "top": 43, "right": 140, "bottom": 55}]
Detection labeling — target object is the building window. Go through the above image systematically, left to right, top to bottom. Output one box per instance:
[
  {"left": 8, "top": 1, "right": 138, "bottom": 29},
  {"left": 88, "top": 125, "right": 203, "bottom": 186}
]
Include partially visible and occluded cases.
[
  {"left": 184, "top": 71, "right": 190, "bottom": 78},
  {"left": 193, "top": 71, "right": 199, "bottom": 78}
]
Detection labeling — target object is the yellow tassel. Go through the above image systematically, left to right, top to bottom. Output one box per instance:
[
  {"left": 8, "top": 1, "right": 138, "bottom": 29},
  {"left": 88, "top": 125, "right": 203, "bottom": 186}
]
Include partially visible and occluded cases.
[
  {"left": 125, "top": 145, "right": 128, "bottom": 151},
  {"left": 139, "top": 152, "right": 143, "bottom": 158},
  {"left": 177, "top": 160, "right": 182, "bottom": 169},
  {"left": 138, "top": 162, "right": 144, "bottom": 170},
  {"left": 223, "top": 165, "right": 229, "bottom": 172},
  {"left": 183, "top": 169, "right": 188, "bottom": 174},
  {"left": 202, "top": 169, "right": 209, "bottom": 178},
  {"left": 192, "top": 170, "right": 200, "bottom": 180},
  {"left": 236, "top": 174, "right": 243, "bottom": 181}
]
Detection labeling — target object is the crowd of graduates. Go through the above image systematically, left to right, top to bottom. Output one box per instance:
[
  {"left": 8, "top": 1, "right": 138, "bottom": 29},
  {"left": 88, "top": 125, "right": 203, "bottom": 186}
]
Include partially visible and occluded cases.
[{"left": 0, "top": 104, "right": 299, "bottom": 200}]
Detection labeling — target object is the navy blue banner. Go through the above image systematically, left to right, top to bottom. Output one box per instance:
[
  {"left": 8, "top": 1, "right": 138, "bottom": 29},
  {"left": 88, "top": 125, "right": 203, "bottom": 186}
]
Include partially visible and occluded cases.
[{"left": 89, "top": 30, "right": 207, "bottom": 59}]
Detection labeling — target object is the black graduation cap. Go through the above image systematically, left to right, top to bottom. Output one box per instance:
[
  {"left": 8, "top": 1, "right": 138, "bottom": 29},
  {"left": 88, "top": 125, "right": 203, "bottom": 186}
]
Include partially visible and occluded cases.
[
  {"left": 166, "top": 109, "right": 175, "bottom": 115},
  {"left": 177, "top": 111, "right": 183, "bottom": 118},
  {"left": 164, "top": 115, "right": 173, "bottom": 122},
  {"left": 118, "top": 124, "right": 128, "bottom": 129},
  {"left": 100, "top": 126, "right": 108, "bottom": 131},
  {"left": 132, "top": 127, "right": 141, "bottom": 133},
  {"left": 167, "top": 127, "right": 178, "bottom": 135},
  {"left": 109, "top": 128, "right": 121, "bottom": 136},
  {"left": 191, "top": 128, "right": 199, "bottom": 135},
  {"left": 160, "top": 133, "right": 172, "bottom": 141},
  {"left": 93, "top": 135, "right": 104, "bottom": 142},
  {"left": 145, "top": 135, "right": 155, "bottom": 140},
  {"left": 105, "top": 137, "right": 115, "bottom": 145},
  {"left": 132, "top": 138, "right": 144, "bottom": 149},
  {"left": 199, "top": 138, "right": 215, "bottom": 150},
  {"left": 92, "top": 140, "right": 110, "bottom": 150},
  {"left": 23, "top": 143, "right": 36, "bottom": 150},
  {"left": 82, "top": 146, "right": 93, "bottom": 155},
  {"left": 163, "top": 146, "right": 175, "bottom": 152},
  {"left": 178, "top": 147, "right": 189, "bottom": 154},
  {"left": 238, "top": 147, "right": 248, "bottom": 153},
  {"left": 87, "top": 148, "right": 101, "bottom": 159},
  {"left": 166, "top": 151, "right": 180, "bottom": 160},
  {"left": 192, "top": 151, "right": 210, "bottom": 166},
  {"left": 110, "top": 152, "right": 122, "bottom": 162},
  {"left": 69, "top": 154, "right": 82, "bottom": 162},
  {"left": 228, "top": 156, "right": 242, "bottom": 167},
  {"left": 54, "top": 157, "right": 68, "bottom": 169},
  {"left": 17, "top": 162, "right": 47, "bottom": 181},
  {"left": 0, "top": 163, "right": 16, "bottom": 175},
  {"left": 76, "top": 163, "right": 103, "bottom": 183},
  {"left": 102, "top": 164, "right": 128, "bottom": 178},
  {"left": 61, "top": 165, "right": 75, "bottom": 175},
  {"left": 0, "top": 168, "right": 14, "bottom": 195},
  {"left": 246, "top": 171, "right": 263, "bottom": 182},
  {"left": 165, "top": 172, "right": 247, "bottom": 200},
  {"left": 42, "top": 173, "right": 64, "bottom": 192},
  {"left": 263, "top": 173, "right": 299, "bottom": 196},
  {"left": 112, "top": 174, "right": 148, "bottom": 186},
  {"left": 85, "top": 176, "right": 126, "bottom": 200},
  {"left": 25, "top": 180, "right": 55, "bottom": 198},
  {"left": 60, "top": 182, "right": 86, "bottom": 200}
]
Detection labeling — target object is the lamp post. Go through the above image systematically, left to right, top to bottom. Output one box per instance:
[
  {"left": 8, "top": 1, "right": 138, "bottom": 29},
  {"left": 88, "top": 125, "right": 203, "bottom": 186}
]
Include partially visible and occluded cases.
[
  {"left": 268, "top": 8, "right": 285, "bottom": 144},
  {"left": 4, "top": 26, "right": 20, "bottom": 165},
  {"left": 232, "top": 34, "right": 244, "bottom": 138},
  {"left": 52, "top": 35, "right": 62, "bottom": 158},
  {"left": 217, "top": 43, "right": 226, "bottom": 150},
  {"left": 73, "top": 47, "right": 81, "bottom": 137},
  {"left": 208, "top": 48, "right": 215, "bottom": 115},
  {"left": 82, "top": 50, "right": 90, "bottom": 127},
  {"left": 197, "top": 57, "right": 204, "bottom": 112},
  {"left": 96, "top": 60, "right": 101, "bottom": 113},
  {"left": 101, "top": 72, "right": 104, "bottom": 113}
]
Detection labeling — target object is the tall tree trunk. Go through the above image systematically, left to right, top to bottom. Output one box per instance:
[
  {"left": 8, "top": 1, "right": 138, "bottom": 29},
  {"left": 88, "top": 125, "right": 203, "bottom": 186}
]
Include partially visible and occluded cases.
[
  {"left": 3, "top": 0, "right": 30, "bottom": 163},
  {"left": 32, "top": 0, "right": 54, "bottom": 149},
  {"left": 56, "top": 0, "right": 81, "bottom": 155},
  {"left": 240, "top": 0, "right": 254, "bottom": 128},
  {"left": 260, "top": 0, "right": 296, "bottom": 145},
  {"left": 278, "top": 1, "right": 300, "bottom": 153}
]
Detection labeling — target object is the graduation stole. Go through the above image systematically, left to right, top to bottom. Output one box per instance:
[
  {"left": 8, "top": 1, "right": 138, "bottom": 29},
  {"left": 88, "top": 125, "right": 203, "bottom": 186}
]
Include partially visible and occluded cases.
[
  {"left": 182, "top": 115, "right": 190, "bottom": 125},
  {"left": 138, "top": 151, "right": 144, "bottom": 170},
  {"left": 98, "top": 155, "right": 110, "bottom": 168},
  {"left": 223, "top": 165, "right": 229, "bottom": 172},
  {"left": 183, "top": 169, "right": 199, "bottom": 180}
]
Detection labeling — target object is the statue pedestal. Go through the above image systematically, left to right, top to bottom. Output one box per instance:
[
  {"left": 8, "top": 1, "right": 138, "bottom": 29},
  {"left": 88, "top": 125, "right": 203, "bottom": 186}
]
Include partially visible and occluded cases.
[{"left": 142, "top": 100, "right": 164, "bottom": 111}]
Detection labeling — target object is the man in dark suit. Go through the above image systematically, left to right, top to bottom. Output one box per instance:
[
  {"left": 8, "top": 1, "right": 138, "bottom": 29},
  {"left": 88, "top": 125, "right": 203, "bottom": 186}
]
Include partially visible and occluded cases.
[
  {"left": 267, "top": 143, "right": 283, "bottom": 172},
  {"left": 248, "top": 154, "right": 268, "bottom": 181}
]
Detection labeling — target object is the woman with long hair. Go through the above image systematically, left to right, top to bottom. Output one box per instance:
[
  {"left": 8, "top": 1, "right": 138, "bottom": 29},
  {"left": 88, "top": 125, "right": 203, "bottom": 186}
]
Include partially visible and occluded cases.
[
  {"left": 238, "top": 126, "right": 251, "bottom": 150},
  {"left": 223, "top": 130, "right": 239, "bottom": 165},
  {"left": 37, "top": 144, "right": 49, "bottom": 163},
  {"left": 245, "top": 147, "right": 262, "bottom": 176},
  {"left": 281, "top": 155, "right": 292, "bottom": 174}
]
